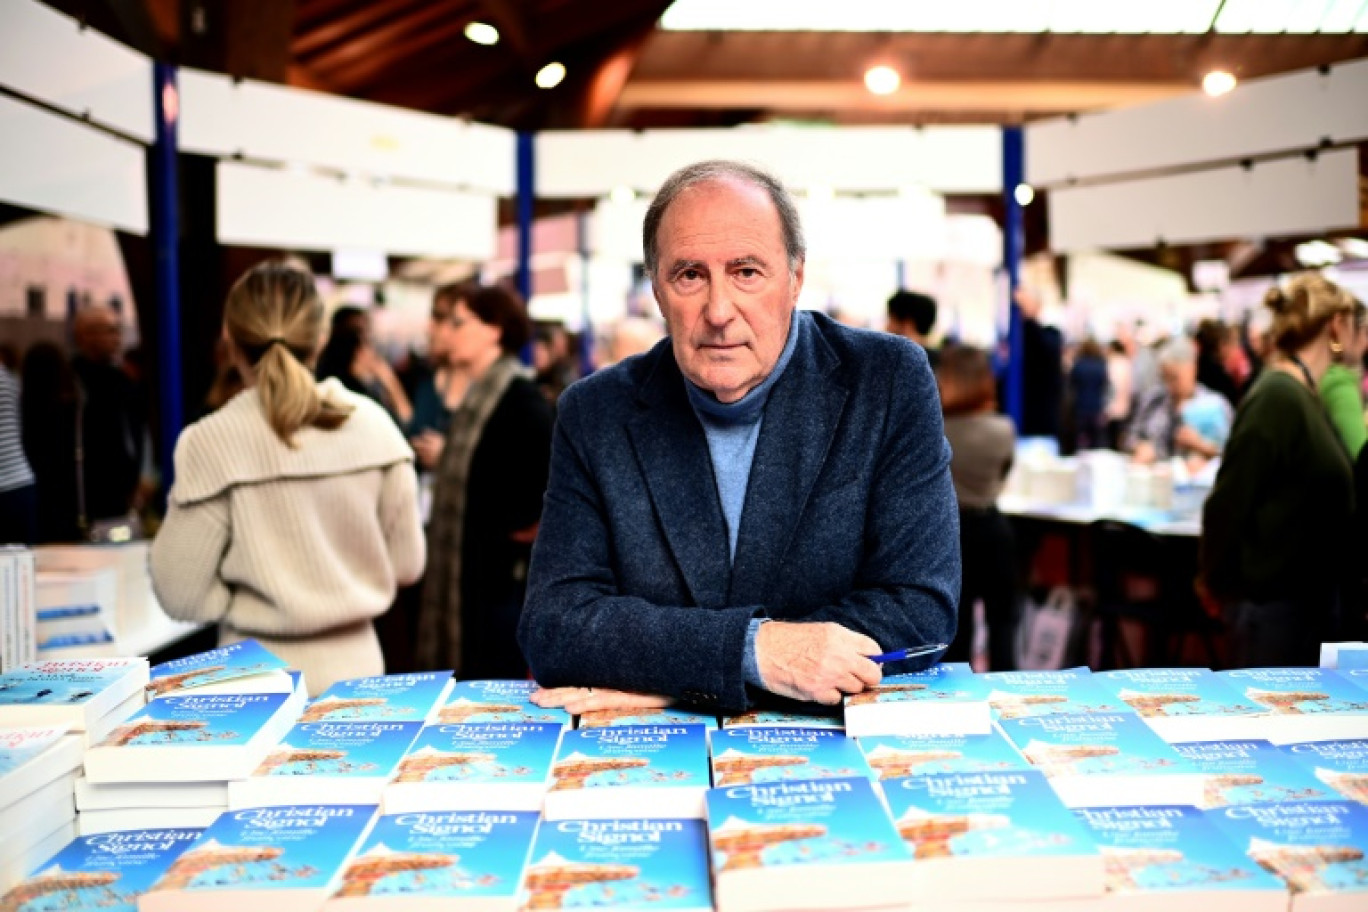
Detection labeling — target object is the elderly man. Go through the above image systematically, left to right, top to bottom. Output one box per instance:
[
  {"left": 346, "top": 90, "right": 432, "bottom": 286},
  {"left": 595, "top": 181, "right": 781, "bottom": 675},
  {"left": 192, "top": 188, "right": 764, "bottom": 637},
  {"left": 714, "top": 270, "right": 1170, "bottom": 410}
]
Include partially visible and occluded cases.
[
  {"left": 519, "top": 160, "right": 959, "bottom": 714},
  {"left": 1126, "top": 334, "right": 1232, "bottom": 471}
]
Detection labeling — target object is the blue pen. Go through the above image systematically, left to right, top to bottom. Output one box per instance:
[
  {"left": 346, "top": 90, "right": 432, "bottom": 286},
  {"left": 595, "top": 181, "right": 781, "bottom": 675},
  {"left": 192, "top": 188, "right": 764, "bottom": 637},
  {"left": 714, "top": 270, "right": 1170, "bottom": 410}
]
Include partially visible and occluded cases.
[{"left": 866, "top": 642, "right": 949, "bottom": 664}]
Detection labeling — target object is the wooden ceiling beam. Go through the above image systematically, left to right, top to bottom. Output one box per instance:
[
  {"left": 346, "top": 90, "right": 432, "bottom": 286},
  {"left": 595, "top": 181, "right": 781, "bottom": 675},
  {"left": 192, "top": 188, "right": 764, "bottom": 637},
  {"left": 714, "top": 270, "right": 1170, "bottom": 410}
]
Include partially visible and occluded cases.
[
  {"left": 292, "top": 0, "right": 429, "bottom": 58},
  {"left": 306, "top": 0, "right": 463, "bottom": 76},
  {"left": 475, "top": 0, "right": 537, "bottom": 67},
  {"left": 322, "top": 14, "right": 476, "bottom": 89},
  {"left": 618, "top": 79, "right": 1196, "bottom": 114}
]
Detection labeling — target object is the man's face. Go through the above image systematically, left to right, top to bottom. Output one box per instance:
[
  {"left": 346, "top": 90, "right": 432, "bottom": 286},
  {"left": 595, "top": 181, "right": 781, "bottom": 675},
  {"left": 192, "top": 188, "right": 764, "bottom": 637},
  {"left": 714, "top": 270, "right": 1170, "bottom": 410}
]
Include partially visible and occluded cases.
[
  {"left": 651, "top": 178, "right": 802, "bottom": 403},
  {"left": 76, "top": 311, "right": 122, "bottom": 362},
  {"left": 1162, "top": 359, "right": 1196, "bottom": 400}
]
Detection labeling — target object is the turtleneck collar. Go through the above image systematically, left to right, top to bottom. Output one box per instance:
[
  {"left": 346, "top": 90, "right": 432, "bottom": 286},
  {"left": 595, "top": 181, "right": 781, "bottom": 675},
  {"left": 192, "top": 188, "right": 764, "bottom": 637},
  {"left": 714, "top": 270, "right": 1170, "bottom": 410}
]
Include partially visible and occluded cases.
[{"left": 684, "top": 310, "right": 802, "bottom": 426}]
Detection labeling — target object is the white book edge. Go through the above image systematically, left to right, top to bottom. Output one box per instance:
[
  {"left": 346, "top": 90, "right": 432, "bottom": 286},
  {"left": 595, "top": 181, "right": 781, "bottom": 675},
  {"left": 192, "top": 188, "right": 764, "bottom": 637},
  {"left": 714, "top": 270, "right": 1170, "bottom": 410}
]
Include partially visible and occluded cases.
[
  {"left": 74, "top": 775, "right": 230, "bottom": 811},
  {"left": 77, "top": 805, "right": 226, "bottom": 836}
]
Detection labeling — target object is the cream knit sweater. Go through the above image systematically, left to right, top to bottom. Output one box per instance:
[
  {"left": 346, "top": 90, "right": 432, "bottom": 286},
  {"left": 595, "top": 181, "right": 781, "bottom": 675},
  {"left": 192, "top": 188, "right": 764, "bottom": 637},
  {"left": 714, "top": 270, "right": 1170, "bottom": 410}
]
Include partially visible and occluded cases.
[{"left": 150, "top": 379, "right": 425, "bottom": 695}]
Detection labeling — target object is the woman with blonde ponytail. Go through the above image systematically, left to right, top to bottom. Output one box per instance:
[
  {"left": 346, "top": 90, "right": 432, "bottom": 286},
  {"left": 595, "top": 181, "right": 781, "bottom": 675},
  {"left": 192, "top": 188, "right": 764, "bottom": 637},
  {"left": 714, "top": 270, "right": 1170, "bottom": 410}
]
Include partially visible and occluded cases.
[
  {"left": 151, "top": 261, "right": 426, "bottom": 695},
  {"left": 1200, "top": 272, "right": 1357, "bottom": 667}
]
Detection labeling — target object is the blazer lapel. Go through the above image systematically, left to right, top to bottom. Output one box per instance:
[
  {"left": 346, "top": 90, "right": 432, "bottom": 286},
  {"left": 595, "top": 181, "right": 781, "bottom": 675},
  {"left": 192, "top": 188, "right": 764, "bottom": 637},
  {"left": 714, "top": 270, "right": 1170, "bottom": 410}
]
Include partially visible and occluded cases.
[
  {"left": 730, "top": 322, "right": 848, "bottom": 607},
  {"left": 626, "top": 351, "right": 732, "bottom": 608}
]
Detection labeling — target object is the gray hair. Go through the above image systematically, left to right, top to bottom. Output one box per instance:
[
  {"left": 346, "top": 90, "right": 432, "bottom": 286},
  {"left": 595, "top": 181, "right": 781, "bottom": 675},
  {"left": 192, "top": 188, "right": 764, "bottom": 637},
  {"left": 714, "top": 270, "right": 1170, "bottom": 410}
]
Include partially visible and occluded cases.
[
  {"left": 642, "top": 160, "right": 806, "bottom": 279},
  {"left": 1157, "top": 335, "right": 1196, "bottom": 367}
]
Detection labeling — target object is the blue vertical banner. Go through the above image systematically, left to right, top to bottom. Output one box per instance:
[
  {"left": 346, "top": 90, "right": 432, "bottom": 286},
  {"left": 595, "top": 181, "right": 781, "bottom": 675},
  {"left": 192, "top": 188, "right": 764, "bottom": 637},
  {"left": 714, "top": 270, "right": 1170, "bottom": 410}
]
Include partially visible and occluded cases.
[
  {"left": 152, "top": 62, "right": 183, "bottom": 490},
  {"left": 1002, "top": 126, "right": 1025, "bottom": 428}
]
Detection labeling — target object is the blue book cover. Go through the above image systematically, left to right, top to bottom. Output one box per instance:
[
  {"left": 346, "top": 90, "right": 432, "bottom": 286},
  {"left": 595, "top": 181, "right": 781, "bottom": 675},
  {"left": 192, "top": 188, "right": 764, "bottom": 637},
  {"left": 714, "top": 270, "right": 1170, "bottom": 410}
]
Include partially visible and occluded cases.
[
  {"left": 35, "top": 605, "right": 101, "bottom": 620},
  {"left": 146, "top": 641, "right": 287, "bottom": 697},
  {"left": 1339, "top": 650, "right": 1368, "bottom": 671},
  {"left": 0, "top": 658, "right": 146, "bottom": 709},
  {"left": 845, "top": 662, "right": 990, "bottom": 707},
  {"left": 981, "top": 667, "right": 1132, "bottom": 720},
  {"left": 1094, "top": 668, "right": 1269, "bottom": 721},
  {"left": 1217, "top": 668, "right": 1368, "bottom": 716},
  {"left": 300, "top": 673, "right": 452, "bottom": 724},
  {"left": 436, "top": 679, "right": 570, "bottom": 726},
  {"left": 98, "top": 692, "right": 292, "bottom": 748},
  {"left": 579, "top": 708, "right": 719, "bottom": 730},
  {"left": 722, "top": 708, "right": 843, "bottom": 730},
  {"left": 999, "top": 712, "right": 1198, "bottom": 777},
  {"left": 254, "top": 721, "right": 422, "bottom": 778},
  {"left": 392, "top": 722, "right": 561, "bottom": 785},
  {"left": 0, "top": 725, "right": 68, "bottom": 776},
  {"left": 550, "top": 725, "right": 709, "bottom": 794},
  {"left": 710, "top": 727, "right": 873, "bottom": 787},
  {"left": 857, "top": 730, "right": 1031, "bottom": 780},
  {"left": 1172, "top": 739, "right": 1334, "bottom": 807},
  {"left": 1281, "top": 739, "right": 1368, "bottom": 805},
  {"left": 881, "top": 769, "right": 1097, "bottom": 862},
  {"left": 706, "top": 776, "right": 910, "bottom": 872},
  {"left": 1206, "top": 800, "right": 1368, "bottom": 899},
  {"left": 1075, "top": 805, "right": 1287, "bottom": 897},
  {"left": 147, "top": 806, "right": 377, "bottom": 898},
  {"left": 334, "top": 811, "right": 538, "bottom": 903},
  {"left": 521, "top": 818, "right": 712, "bottom": 911},
  {"left": 3, "top": 828, "right": 203, "bottom": 911}
]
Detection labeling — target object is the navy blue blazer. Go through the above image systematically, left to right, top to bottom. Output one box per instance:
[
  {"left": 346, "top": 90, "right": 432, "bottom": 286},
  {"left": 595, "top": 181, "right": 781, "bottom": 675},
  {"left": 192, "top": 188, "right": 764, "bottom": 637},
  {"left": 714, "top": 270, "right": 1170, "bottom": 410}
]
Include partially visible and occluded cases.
[{"left": 519, "top": 311, "right": 960, "bottom": 711}]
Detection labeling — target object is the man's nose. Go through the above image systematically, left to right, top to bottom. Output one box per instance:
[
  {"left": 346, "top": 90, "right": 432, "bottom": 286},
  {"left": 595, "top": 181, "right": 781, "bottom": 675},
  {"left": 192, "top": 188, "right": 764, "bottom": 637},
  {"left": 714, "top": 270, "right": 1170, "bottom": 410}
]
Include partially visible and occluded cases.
[{"left": 702, "top": 284, "right": 735, "bottom": 326}]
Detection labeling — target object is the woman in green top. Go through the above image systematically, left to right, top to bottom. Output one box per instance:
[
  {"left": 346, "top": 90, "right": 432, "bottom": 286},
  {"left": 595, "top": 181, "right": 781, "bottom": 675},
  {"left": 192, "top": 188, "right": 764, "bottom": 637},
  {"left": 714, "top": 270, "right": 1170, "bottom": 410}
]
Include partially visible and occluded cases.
[
  {"left": 1200, "top": 273, "right": 1357, "bottom": 667},
  {"left": 1319, "top": 300, "right": 1367, "bottom": 459}
]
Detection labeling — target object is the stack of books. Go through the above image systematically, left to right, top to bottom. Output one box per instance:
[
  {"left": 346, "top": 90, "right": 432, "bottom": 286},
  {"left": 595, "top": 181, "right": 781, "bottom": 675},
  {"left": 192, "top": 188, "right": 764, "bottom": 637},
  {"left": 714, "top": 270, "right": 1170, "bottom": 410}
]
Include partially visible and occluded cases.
[
  {"left": 0, "top": 545, "right": 35, "bottom": 672},
  {"left": 33, "top": 567, "right": 117, "bottom": 660},
  {"left": 79, "top": 644, "right": 305, "bottom": 834},
  {"left": 0, "top": 656, "right": 148, "bottom": 747},
  {"left": 843, "top": 662, "right": 992, "bottom": 737},
  {"left": 980, "top": 667, "right": 1132, "bottom": 721},
  {"left": 1094, "top": 668, "right": 1271, "bottom": 743},
  {"left": 1216, "top": 668, "right": 1368, "bottom": 743},
  {"left": 231, "top": 672, "right": 452, "bottom": 810},
  {"left": 432, "top": 679, "right": 571, "bottom": 727},
  {"left": 544, "top": 723, "right": 711, "bottom": 820},
  {"left": 0, "top": 725, "right": 83, "bottom": 890},
  {"left": 709, "top": 726, "right": 874, "bottom": 787},
  {"left": 856, "top": 729, "right": 1033, "bottom": 783},
  {"left": 1280, "top": 738, "right": 1368, "bottom": 804},
  {"left": 1172, "top": 739, "right": 1335, "bottom": 808},
  {"left": 880, "top": 768, "right": 1104, "bottom": 905},
  {"left": 706, "top": 775, "right": 913, "bottom": 912},
  {"left": 139, "top": 804, "right": 379, "bottom": 912},
  {"left": 1075, "top": 805, "right": 1288, "bottom": 911},
  {"left": 326, "top": 810, "right": 541, "bottom": 911},
  {"left": 0, "top": 827, "right": 204, "bottom": 910}
]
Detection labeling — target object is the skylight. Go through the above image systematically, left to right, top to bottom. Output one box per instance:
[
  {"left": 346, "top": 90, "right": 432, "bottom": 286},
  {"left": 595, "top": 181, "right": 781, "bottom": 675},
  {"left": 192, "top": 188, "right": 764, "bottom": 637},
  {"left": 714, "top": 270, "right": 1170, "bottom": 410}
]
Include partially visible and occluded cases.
[{"left": 660, "top": 0, "right": 1368, "bottom": 34}]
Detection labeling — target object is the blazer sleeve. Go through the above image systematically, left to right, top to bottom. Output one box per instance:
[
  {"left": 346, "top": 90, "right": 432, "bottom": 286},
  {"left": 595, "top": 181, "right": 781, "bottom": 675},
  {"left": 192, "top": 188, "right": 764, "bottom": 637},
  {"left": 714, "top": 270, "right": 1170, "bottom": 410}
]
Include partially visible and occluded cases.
[
  {"left": 785, "top": 342, "right": 961, "bottom": 674},
  {"left": 519, "top": 385, "right": 758, "bottom": 709}
]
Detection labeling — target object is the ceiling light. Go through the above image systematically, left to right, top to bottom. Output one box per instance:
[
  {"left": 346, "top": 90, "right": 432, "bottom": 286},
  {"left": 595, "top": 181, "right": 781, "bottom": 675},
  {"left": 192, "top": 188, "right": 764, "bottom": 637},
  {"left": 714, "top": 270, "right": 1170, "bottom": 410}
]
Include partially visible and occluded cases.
[
  {"left": 464, "top": 21, "right": 499, "bottom": 45},
  {"left": 535, "top": 62, "right": 566, "bottom": 89},
  {"left": 864, "top": 65, "right": 901, "bottom": 96},
  {"left": 1203, "top": 70, "right": 1237, "bottom": 97},
  {"left": 1013, "top": 183, "right": 1035, "bottom": 207},
  {"left": 609, "top": 186, "right": 635, "bottom": 204},
  {"left": 1337, "top": 238, "right": 1368, "bottom": 260}
]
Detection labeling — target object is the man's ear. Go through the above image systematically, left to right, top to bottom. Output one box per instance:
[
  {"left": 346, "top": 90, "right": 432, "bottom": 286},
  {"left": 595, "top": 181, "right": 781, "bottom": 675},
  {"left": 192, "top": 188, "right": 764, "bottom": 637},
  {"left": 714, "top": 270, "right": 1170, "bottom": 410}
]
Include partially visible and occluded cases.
[{"left": 790, "top": 260, "right": 805, "bottom": 305}]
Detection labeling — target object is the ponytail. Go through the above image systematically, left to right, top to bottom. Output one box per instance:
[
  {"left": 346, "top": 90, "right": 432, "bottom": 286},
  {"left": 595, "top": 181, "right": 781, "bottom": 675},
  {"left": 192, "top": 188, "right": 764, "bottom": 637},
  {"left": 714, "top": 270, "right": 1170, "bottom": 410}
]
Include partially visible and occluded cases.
[{"left": 223, "top": 261, "right": 353, "bottom": 447}]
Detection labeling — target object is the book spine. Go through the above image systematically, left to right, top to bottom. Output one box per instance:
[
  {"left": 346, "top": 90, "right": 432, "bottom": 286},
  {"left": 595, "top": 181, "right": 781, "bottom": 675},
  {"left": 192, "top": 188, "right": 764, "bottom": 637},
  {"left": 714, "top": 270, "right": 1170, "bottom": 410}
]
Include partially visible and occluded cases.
[
  {"left": 16, "top": 549, "right": 36, "bottom": 666},
  {"left": 1, "top": 551, "right": 15, "bottom": 672}
]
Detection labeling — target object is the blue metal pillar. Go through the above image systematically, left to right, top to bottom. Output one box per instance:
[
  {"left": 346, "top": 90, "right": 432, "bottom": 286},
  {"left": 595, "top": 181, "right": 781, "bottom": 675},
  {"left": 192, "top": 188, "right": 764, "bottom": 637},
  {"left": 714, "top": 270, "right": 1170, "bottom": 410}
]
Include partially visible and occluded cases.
[
  {"left": 152, "top": 62, "right": 183, "bottom": 490},
  {"left": 1002, "top": 126, "right": 1025, "bottom": 428},
  {"left": 515, "top": 131, "right": 534, "bottom": 304}
]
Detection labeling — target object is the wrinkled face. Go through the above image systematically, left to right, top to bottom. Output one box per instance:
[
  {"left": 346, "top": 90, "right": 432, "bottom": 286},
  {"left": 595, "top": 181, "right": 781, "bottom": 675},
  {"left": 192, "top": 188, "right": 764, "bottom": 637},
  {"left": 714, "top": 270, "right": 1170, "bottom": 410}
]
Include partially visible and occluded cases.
[
  {"left": 651, "top": 178, "right": 803, "bottom": 403},
  {"left": 436, "top": 301, "right": 501, "bottom": 370},
  {"left": 1161, "top": 359, "right": 1197, "bottom": 401}
]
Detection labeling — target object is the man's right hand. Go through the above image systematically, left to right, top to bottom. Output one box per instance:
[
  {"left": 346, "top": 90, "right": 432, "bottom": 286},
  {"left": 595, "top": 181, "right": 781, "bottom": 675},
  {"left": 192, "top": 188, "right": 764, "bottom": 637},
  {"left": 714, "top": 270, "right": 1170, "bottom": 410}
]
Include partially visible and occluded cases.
[{"left": 756, "top": 621, "right": 883, "bottom": 705}]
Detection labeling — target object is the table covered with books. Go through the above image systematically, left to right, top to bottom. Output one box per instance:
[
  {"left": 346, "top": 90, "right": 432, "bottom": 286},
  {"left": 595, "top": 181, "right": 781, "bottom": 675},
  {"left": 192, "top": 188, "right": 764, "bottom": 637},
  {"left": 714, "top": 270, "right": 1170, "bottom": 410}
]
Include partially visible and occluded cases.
[{"left": 3, "top": 640, "right": 1368, "bottom": 912}]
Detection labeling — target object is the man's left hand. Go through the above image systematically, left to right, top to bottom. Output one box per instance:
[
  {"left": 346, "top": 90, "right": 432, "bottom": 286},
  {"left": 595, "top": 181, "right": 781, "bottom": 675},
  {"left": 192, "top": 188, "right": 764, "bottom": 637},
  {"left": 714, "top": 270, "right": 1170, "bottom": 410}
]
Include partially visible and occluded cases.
[{"left": 530, "top": 686, "right": 675, "bottom": 716}]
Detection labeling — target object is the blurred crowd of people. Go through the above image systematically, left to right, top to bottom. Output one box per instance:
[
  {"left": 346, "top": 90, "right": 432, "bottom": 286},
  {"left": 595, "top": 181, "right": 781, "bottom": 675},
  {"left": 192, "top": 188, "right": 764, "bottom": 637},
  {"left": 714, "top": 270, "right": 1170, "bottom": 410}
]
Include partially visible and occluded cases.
[{"left": 2, "top": 261, "right": 1364, "bottom": 684}]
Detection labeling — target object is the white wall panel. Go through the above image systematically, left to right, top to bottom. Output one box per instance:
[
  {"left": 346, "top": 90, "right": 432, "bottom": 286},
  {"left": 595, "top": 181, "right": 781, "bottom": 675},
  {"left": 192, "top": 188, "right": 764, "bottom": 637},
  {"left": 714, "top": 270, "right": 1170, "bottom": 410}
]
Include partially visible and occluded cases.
[
  {"left": 0, "top": 0, "right": 154, "bottom": 142},
  {"left": 1028, "top": 58, "right": 1368, "bottom": 187},
  {"left": 182, "top": 69, "right": 515, "bottom": 195},
  {"left": 0, "top": 94, "right": 147, "bottom": 234},
  {"left": 538, "top": 125, "right": 1001, "bottom": 197},
  {"left": 1049, "top": 148, "right": 1359, "bottom": 252},
  {"left": 216, "top": 162, "right": 496, "bottom": 259}
]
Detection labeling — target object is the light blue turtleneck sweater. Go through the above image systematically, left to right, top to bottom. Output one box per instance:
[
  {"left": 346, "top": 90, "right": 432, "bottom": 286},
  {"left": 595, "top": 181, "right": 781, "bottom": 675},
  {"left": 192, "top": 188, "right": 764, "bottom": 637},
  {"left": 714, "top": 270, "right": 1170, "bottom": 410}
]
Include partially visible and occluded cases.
[{"left": 684, "top": 311, "right": 802, "bottom": 688}]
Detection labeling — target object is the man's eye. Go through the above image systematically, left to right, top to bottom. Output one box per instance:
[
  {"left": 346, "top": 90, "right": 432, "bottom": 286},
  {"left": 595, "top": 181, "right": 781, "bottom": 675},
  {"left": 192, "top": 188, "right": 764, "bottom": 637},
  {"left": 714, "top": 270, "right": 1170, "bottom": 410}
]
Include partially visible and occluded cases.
[
  {"left": 736, "top": 268, "right": 760, "bottom": 279},
  {"left": 677, "top": 269, "right": 702, "bottom": 283}
]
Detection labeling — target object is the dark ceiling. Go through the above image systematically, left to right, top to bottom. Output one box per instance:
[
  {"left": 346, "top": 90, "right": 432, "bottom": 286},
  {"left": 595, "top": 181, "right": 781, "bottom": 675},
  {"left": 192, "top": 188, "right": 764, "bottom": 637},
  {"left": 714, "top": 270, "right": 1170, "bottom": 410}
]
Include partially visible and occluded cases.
[{"left": 43, "top": 0, "right": 1368, "bottom": 130}]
